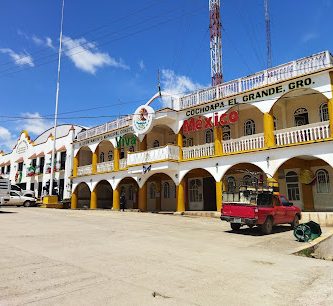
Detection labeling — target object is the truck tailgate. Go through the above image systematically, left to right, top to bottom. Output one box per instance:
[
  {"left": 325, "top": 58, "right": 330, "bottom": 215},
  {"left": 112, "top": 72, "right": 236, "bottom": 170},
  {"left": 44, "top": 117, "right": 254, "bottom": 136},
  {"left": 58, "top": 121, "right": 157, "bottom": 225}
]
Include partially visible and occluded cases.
[{"left": 222, "top": 203, "right": 256, "bottom": 219}]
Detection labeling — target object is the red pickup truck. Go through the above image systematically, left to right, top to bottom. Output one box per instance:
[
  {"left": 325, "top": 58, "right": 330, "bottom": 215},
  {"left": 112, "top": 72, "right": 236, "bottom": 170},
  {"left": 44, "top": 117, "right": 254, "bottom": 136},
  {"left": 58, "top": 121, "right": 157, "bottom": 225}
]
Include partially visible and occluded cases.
[{"left": 221, "top": 189, "right": 301, "bottom": 234}]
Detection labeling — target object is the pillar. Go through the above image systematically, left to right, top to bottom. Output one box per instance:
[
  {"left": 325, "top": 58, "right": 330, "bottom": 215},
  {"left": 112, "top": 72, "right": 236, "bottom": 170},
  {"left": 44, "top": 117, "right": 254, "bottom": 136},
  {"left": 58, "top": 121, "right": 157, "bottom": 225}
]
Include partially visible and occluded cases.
[
  {"left": 329, "top": 72, "right": 333, "bottom": 138},
  {"left": 263, "top": 111, "right": 276, "bottom": 148},
  {"left": 214, "top": 126, "right": 223, "bottom": 155},
  {"left": 177, "top": 132, "right": 183, "bottom": 160},
  {"left": 139, "top": 136, "right": 147, "bottom": 151},
  {"left": 114, "top": 148, "right": 120, "bottom": 171},
  {"left": 92, "top": 150, "right": 98, "bottom": 174},
  {"left": 73, "top": 154, "right": 79, "bottom": 177},
  {"left": 176, "top": 179, "right": 186, "bottom": 212},
  {"left": 216, "top": 181, "right": 222, "bottom": 212},
  {"left": 138, "top": 183, "right": 147, "bottom": 211},
  {"left": 113, "top": 186, "right": 120, "bottom": 210},
  {"left": 71, "top": 189, "right": 77, "bottom": 209},
  {"left": 90, "top": 189, "right": 97, "bottom": 209}
]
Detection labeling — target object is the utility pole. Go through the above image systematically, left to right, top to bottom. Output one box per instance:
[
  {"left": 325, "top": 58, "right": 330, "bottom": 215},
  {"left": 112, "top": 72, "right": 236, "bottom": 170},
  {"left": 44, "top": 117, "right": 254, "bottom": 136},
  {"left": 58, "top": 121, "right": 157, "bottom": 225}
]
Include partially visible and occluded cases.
[
  {"left": 49, "top": 0, "right": 65, "bottom": 198},
  {"left": 209, "top": 0, "right": 223, "bottom": 86},
  {"left": 264, "top": 0, "right": 272, "bottom": 68}
]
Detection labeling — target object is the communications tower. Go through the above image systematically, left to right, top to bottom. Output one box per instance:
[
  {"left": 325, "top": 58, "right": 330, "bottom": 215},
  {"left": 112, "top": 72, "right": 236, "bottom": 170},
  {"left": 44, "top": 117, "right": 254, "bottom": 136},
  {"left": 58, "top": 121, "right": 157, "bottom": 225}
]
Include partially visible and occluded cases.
[{"left": 209, "top": 0, "right": 223, "bottom": 86}]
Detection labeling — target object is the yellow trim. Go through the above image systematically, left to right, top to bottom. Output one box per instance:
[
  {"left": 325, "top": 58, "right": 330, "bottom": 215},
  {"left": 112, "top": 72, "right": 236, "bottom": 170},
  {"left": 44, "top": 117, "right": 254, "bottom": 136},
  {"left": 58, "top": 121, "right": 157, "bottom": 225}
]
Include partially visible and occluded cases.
[
  {"left": 263, "top": 112, "right": 275, "bottom": 148},
  {"left": 214, "top": 126, "right": 223, "bottom": 155},
  {"left": 177, "top": 132, "right": 183, "bottom": 160},
  {"left": 114, "top": 148, "right": 120, "bottom": 171},
  {"left": 92, "top": 151, "right": 98, "bottom": 174},
  {"left": 73, "top": 155, "right": 79, "bottom": 177},
  {"left": 176, "top": 179, "right": 185, "bottom": 212},
  {"left": 216, "top": 181, "right": 222, "bottom": 212},
  {"left": 138, "top": 183, "right": 147, "bottom": 211},
  {"left": 113, "top": 186, "right": 120, "bottom": 210},
  {"left": 90, "top": 189, "right": 97, "bottom": 209},
  {"left": 71, "top": 191, "right": 77, "bottom": 209},
  {"left": 42, "top": 195, "right": 58, "bottom": 205}
]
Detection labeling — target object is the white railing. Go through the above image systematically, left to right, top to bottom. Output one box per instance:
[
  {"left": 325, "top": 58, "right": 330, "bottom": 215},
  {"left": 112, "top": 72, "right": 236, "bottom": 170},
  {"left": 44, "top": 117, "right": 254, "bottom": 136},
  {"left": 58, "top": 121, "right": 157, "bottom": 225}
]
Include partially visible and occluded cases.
[
  {"left": 179, "top": 51, "right": 333, "bottom": 109},
  {"left": 77, "top": 115, "right": 132, "bottom": 141},
  {"left": 274, "top": 121, "right": 330, "bottom": 146},
  {"left": 223, "top": 134, "right": 265, "bottom": 154},
  {"left": 182, "top": 143, "right": 215, "bottom": 160},
  {"left": 127, "top": 145, "right": 179, "bottom": 166},
  {"left": 119, "top": 158, "right": 127, "bottom": 169},
  {"left": 97, "top": 161, "right": 114, "bottom": 173},
  {"left": 77, "top": 165, "right": 92, "bottom": 176}
]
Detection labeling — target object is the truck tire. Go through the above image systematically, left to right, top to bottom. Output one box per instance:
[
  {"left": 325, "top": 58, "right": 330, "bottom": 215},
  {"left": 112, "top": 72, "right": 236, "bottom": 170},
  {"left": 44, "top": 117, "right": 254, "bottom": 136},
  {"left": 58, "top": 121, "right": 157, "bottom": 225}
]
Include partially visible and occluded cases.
[
  {"left": 23, "top": 201, "right": 31, "bottom": 207},
  {"left": 291, "top": 215, "right": 299, "bottom": 229},
  {"left": 261, "top": 217, "right": 273, "bottom": 235},
  {"left": 230, "top": 223, "right": 241, "bottom": 231}
]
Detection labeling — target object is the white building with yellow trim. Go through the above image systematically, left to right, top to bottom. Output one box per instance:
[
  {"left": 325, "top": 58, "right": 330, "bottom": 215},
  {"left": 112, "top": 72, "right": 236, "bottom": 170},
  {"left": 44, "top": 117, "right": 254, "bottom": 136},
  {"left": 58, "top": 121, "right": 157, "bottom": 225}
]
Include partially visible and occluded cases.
[{"left": 71, "top": 51, "right": 333, "bottom": 213}]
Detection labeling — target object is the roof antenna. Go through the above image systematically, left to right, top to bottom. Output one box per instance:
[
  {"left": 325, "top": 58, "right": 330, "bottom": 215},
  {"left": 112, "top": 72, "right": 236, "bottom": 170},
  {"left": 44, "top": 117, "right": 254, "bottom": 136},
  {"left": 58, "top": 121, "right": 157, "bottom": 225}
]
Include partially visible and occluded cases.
[{"left": 264, "top": 0, "right": 272, "bottom": 68}]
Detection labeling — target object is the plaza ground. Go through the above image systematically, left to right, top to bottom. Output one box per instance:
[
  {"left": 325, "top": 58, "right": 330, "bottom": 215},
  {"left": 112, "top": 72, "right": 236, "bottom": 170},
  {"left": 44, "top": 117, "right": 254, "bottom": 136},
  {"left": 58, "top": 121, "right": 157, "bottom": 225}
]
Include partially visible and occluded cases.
[{"left": 0, "top": 208, "right": 332, "bottom": 306}]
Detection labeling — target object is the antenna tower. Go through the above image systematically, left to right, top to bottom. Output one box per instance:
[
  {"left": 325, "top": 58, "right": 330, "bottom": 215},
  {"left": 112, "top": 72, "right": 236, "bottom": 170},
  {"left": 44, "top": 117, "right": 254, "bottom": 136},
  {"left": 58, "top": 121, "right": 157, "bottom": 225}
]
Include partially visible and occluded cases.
[
  {"left": 209, "top": 0, "right": 223, "bottom": 86},
  {"left": 264, "top": 0, "right": 272, "bottom": 68}
]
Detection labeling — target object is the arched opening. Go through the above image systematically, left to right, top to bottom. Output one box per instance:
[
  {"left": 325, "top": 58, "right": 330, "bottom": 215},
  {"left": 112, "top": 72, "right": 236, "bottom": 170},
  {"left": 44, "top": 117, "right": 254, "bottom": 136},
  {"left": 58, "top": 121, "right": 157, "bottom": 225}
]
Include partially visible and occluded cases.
[
  {"left": 146, "top": 125, "right": 176, "bottom": 149},
  {"left": 95, "top": 140, "right": 114, "bottom": 173},
  {"left": 77, "top": 146, "right": 92, "bottom": 167},
  {"left": 273, "top": 155, "right": 333, "bottom": 211},
  {"left": 184, "top": 168, "right": 216, "bottom": 211},
  {"left": 146, "top": 173, "right": 176, "bottom": 212},
  {"left": 117, "top": 177, "right": 139, "bottom": 209},
  {"left": 94, "top": 180, "right": 113, "bottom": 209},
  {"left": 76, "top": 182, "right": 90, "bottom": 209}
]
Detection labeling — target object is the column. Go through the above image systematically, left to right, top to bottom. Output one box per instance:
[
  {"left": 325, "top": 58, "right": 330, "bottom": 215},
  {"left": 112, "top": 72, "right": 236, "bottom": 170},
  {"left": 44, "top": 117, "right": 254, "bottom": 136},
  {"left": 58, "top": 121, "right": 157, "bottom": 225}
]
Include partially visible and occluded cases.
[
  {"left": 329, "top": 72, "right": 333, "bottom": 138},
  {"left": 263, "top": 111, "right": 276, "bottom": 148},
  {"left": 214, "top": 126, "right": 223, "bottom": 155},
  {"left": 177, "top": 132, "right": 183, "bottom": 160},
  {"left": 114, "top": 148, "right": 120, "bottom": 171},
  {"left": 92, "top": 150, "right": 98, "bottom": 174},
  {"left": 73, "top": 153, "right": 79, "bottom": 177},
  {"left": 176, "top": 179, "right": 186, "bottom": 212},
  {"left": 216, "top": 181, "right": 222, "bottom": 212},
  {"left": 138, "top": 183, "right": 147, "bottom": 211},
  {"left": 113, "top": 185, "right": 120, "bottom": 210},
  {"left": 71, "top": 189, "right": 77, "bottom": 209},
  {"left": 90, "top": 189, "right": 97, "bottom": 209}
]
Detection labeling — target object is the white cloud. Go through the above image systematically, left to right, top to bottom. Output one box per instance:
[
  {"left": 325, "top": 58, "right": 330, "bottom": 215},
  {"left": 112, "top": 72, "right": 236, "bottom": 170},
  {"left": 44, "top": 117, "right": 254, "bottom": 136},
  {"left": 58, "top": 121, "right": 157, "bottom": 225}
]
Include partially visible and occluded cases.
[
  {"left": 301, "top": 32, "right": 318, "bottom": 43},
  {"left": 32, "top": 35, "right": 55, "bottom": 49},
  {"left": 62, "top": 36, "right": 129, "bottom": 74},
  {"left": 0, "top": 48, "right": 34, "bottom": 67},
  {"left": 138, "top": 59, "right": 145, "bottom": 70},
  {"left": 20, "top": 112, "right": 53, "bottom": 136},
  {"left": 0, "top": 126, "right": 17, "bottom": 151}
]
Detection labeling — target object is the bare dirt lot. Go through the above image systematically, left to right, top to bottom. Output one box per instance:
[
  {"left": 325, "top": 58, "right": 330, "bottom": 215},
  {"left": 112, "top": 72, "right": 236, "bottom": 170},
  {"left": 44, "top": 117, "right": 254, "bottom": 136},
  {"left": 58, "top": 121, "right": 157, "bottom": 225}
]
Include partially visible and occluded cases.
[{"left": 0, "top": 207, "right": 332, "bottom": 306}]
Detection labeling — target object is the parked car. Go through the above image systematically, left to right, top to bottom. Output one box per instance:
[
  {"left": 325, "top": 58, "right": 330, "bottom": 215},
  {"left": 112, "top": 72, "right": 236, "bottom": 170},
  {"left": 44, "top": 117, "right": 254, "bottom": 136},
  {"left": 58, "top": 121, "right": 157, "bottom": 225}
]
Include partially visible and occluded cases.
[
  {"left": 11, "top": 184, "right": 35, "bottom": 198},
  {"left": 221, "top": 186, "right": 301, "bottom": 234},
  {"left": 5, "top": 191, "right": 37, "bottom": 207}
]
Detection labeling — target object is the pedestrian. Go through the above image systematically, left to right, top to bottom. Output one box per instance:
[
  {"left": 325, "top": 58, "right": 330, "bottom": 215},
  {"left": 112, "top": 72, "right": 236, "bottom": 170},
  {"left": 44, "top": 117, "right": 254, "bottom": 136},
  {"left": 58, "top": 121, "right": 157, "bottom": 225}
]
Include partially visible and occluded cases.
[{"left": 120, "top": 191, "right": 126, "bottom": 212}]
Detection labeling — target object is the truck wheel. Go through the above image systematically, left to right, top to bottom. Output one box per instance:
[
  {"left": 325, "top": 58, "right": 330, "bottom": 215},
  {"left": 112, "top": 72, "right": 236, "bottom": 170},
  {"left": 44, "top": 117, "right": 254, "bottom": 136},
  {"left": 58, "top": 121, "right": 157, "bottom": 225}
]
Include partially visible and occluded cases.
[
  {"left": 23, "top": 201, "right": 31, "bottom": 207},
  {"left": 291, "top": 215, "right": 299, "bottom": 229},
  {"left": 261, "top": 217, "right": 273, "bottom": 235},
  {"left": 230, "top": 223, "right": 241, "bottom": 231}
]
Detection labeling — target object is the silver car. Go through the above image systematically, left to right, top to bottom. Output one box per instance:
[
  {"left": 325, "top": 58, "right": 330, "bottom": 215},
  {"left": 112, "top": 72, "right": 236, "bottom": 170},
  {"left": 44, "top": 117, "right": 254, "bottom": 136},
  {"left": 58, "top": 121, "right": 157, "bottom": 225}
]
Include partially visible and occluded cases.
[{"left": 7, "top": 191, "right": 37, "bottom": 207}]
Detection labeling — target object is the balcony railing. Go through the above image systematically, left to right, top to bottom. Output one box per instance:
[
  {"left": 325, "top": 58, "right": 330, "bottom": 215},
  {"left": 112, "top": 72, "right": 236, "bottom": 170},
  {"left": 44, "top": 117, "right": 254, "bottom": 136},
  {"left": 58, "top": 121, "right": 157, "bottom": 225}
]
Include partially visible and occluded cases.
[
  {"left": 179, "top": 51, "right": 333, "bottom": 109},
  {"left": 77, "top": 115, "right": 132, "bottom": 141},
  {"left": 274, "top": 121, "right": 330, "bottom": 146},
  {"left": 222, "top": 133, "right": 265, "bottom": 154},
  {"left": 182, "top": 143, "right": 215, "bottom": 160},
  {"left": 127, "top": 145, "right": 179, "bottom": 166},
  {"left": 119, "top": 158, "right": 127, "bottom": 169},
  {"left": 97, "top": 161, "right": 114, "bottom": 173},
  {"left": 77, "top": 165, "right": 92, "bottom": 176}
]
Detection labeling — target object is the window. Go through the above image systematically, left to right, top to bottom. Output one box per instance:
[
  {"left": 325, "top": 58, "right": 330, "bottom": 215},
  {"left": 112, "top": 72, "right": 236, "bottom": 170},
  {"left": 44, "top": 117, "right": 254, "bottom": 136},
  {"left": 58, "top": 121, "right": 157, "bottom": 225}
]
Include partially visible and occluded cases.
[
  {"left": 319, "top": 102, "right": 329, "bottom": 122},
  {"left": 294, "top": 108, "right": 309, "bottom": 126},
  {"left": 244, "top": 119, "right": 255, "bottom": 136},
  {"left": 222, "top": 125, "right": 231, "bottom": 140},
  {"left": 205, "top": 129, "right": 214, "bottom": 143},
  {"left": 183, "top": 136, "right": 193, "bottom": 147},
  {"left": 153, "top": 140, "right": 160, "bottom": 148},
  {"left": 129, "top": 146, "right": 134, "bottom": 152},
  {"left": 120, "top": 148, "right": 125, "bottom": 159},
  {"left": 108, "top": 150, "right": 113, "bottom": 161},
  {"left": 60, "top": 152, "right": 66, "bottom": 170},
  {"left": 99, "top": 152, "right": 105, "bottom": 163},
  {"left": 40, "top": 157, "right": 45, "bottom": 173},
  {"left": 32, "top": 159, "right": 37, "bottom": 168},
  {"left": 18, "top": 162, "right": 23, "bottom": 172},
  {"left": 6, "top": 164, "right": 11, "bottom": 174},
  {"left": 1, "top": 166, "right": 4, "bottom": 174},
  {"left": 316, "top": 169, "right": 330, "bottom": 193},
  {"left": 286, "top": 171, "right": 300, "bottom": 201},
  {"left": 227, "top": 176, "right": 236, "bottom": 192},
  {"left": 189, "top": 179, "right": 202, "bottom": 202},
  {"left": 163, "top": 182, "right": 170, "bottom": 198},
  {"left": 149, "top": 183, "right": 156, "bottom": 199},
  {"left": 280, "top": 196, "right": 289, "bottom": 206}
]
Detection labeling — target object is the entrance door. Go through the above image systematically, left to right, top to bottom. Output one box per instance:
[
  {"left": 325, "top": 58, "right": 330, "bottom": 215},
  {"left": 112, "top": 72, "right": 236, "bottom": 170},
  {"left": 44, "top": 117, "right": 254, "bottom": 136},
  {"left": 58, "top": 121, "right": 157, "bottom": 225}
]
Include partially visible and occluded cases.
[
  {"left": 203, "top": 177, "right": 216, "bottom": 211},
  {"left": 188, "top": 178, "right": 203, "bottom": 210}
]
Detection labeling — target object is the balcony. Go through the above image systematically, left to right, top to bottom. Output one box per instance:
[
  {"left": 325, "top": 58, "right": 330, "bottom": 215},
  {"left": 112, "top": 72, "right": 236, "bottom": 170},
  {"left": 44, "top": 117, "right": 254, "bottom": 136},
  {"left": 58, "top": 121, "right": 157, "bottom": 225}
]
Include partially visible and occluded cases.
[
  {"left": 179, "top": 51, "right": 333, "bottom": 109},
  {"left": 274, "top": 121, "right": 330, "bottom": 146},
  {"left": 222, "top": 134, "right": 265, "bottom": 154},
  {"left": 182, "top": 143, "right": 215, "bottom": 160},
  {"left": 127, "top": 145, "right": 179, "bottom": 166},
  {"left": 119, "top": 158, "right": 127, "bottom": 169},
  {"left": 97, "top": 161, "right": 114, "bottom": 173},
  {"left": 78, "top": 165, "right": 92, "bottom": 176}
]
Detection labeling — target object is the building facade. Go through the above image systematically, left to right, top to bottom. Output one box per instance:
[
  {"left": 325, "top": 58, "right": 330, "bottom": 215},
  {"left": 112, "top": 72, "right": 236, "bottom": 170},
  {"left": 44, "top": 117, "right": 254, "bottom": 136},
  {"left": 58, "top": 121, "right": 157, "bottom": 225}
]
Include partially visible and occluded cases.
[
  {"left": 71, "top": 51, "right": 333, "bottom": 212},
  {"left": 0, "top": 124, "right": 84, "bottom": 200}
]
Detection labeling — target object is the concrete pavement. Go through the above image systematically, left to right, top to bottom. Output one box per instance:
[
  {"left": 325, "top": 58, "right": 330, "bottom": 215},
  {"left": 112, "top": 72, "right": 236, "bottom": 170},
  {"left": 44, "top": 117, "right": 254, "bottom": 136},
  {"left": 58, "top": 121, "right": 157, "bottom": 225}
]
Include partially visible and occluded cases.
[{"left": 0, "top": 207, "right": 332, "bottom": 306}]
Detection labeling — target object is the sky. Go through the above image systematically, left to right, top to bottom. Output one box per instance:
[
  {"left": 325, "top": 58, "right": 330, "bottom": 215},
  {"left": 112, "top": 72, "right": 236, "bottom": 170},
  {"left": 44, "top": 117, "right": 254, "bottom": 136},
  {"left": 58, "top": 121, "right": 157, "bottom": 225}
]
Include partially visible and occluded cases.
[{"left": 0, "top": 0, "right": 332, "bottom": 152}]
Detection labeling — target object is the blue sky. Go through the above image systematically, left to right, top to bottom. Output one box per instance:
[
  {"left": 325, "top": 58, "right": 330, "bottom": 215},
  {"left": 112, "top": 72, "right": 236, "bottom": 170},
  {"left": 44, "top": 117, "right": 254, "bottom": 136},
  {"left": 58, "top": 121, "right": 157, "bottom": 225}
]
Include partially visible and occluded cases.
[{"left": 0, "top": 0, "right": 332, "bottom": 151}]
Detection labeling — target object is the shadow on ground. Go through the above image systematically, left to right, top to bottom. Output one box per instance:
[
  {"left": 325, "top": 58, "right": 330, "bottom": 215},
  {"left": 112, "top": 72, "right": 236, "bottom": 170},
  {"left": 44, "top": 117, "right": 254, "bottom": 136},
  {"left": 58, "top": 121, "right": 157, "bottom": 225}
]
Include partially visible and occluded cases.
[
  {"left": 0, "top": 210, "right": 17, "bottom": 214},
  {"left": 226, "top": 225, "right": 293, "bottom": 236}
]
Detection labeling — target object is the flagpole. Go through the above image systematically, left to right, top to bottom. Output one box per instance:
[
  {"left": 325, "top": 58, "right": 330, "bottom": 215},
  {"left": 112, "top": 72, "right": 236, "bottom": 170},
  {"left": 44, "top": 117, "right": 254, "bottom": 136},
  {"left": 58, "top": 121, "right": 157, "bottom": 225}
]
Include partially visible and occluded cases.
[{"left": 49, "top": 0, "right": 65, "bottom": 197}]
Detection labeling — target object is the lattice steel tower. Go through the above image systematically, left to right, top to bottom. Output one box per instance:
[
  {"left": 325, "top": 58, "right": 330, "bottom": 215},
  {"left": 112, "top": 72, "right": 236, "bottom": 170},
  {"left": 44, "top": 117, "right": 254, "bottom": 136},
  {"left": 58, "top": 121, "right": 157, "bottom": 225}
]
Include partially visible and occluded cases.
[{"left": 209, "top": 0, "right": 223, "bottom": 86}]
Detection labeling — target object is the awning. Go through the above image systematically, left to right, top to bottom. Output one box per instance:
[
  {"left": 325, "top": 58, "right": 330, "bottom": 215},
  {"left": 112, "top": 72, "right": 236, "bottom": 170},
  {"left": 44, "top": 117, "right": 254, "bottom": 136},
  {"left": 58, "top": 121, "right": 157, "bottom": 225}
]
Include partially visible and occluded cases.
[
  {"left": 56, "top": 145, "right": 66, "bottom": 152},
  {"left": 36, "top": 152, "right": 44, "bottom": 157},
  {"left": 28, "top": 153, "right": 37, "bottom": 159},
  {"left": 16, "top": 157, "right": 24, "bottom": 163}
]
